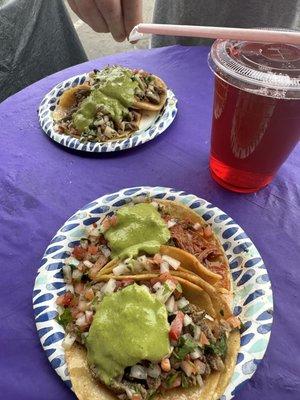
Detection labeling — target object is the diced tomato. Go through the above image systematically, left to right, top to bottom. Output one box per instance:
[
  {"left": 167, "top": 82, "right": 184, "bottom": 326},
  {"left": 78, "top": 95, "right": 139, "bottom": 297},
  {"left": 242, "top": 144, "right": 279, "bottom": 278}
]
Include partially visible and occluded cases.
[
  {"left": 102, "top": 215, "right": 118, "bottom": 231},
  {"left": 72, "top": 245, "right": 87, "bottom": 260},
  {"left": 88, "top": 245, "right": 98, "bottom": 255},
  {"left": 74, "top": 282, "right": 85, "bottom": 294},
  {"left": 84, "top": 288, "right": 95, "bottom": 301},
  {"left": 56, "top": 291, "right": 74, "bottom": 307},
  {"left": 169, "top": 311, "right": 184, "bottom": 341},
  {"left": 199, "top": 332, "right": 210, "bottom": 346}
]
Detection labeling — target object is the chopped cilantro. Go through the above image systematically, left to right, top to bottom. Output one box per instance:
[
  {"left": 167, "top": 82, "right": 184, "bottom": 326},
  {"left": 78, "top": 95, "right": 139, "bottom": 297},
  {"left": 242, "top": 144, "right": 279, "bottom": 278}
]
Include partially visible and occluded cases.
[
  {"left": 56, "top": 308, "right": 72, "bottom": 329},
  {"left": 239, "top": 320, "right": 246, "bottom": 333},
  {"left": 206, "top": 334, "right": 227, "bottom": 357},
  {"left": 174, "top": 337, "right": 198, "bottom": 360},
  {"left": 165, "top": 372, "right": 179, "bottom": 388},
  {"left": 181, "top": 373, "right": 189, "bottom": 388}
]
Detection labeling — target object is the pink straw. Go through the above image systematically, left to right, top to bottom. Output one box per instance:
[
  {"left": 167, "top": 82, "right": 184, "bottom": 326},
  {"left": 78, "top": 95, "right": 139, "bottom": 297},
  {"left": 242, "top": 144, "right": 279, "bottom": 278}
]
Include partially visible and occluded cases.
[{"left": 129, "top": 24, "right": 300, "bottom": 45}]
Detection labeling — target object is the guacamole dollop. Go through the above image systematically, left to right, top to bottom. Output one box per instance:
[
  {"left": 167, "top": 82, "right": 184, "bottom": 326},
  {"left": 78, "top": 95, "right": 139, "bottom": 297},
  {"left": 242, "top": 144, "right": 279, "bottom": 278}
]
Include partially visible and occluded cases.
[
  {"left": 72, "top": 66, "right": 138, "bottom": 132},
  {"left": 104, "top": 203, "right": 170, "bottom": 259},
  {"left": 86, "top": 284, "right": 170, "bottom": 384}
]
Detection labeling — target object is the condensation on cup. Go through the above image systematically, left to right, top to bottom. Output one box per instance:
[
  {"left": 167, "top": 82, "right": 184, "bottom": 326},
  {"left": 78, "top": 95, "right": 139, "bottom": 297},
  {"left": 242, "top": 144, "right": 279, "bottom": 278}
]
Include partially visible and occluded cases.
[{"left": 208, "top": 38, "right": 300, "bottom": 193}]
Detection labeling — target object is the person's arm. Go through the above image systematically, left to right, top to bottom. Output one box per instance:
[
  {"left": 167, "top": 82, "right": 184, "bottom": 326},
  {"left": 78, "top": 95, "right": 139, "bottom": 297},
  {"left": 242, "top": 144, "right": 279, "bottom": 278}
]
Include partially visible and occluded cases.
[{"left": 67, "top": 0, "right": 142, "bottom": 42}]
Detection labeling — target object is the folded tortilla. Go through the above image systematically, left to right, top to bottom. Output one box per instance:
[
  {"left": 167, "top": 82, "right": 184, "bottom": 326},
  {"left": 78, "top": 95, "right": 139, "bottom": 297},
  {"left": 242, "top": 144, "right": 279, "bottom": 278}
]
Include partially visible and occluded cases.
[{"left": 65, "top": 248, "right": 240, "bottom": 400}]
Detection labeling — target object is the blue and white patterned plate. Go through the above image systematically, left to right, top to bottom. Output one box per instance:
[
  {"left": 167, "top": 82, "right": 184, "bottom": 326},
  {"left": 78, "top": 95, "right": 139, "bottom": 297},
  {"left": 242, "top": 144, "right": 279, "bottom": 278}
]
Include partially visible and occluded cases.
[
  {"left": 38, "top": 73, "right": 177, "bottom": 152},
  {"left": 33, "top": 187, "right": 273, "bottom": 399}
]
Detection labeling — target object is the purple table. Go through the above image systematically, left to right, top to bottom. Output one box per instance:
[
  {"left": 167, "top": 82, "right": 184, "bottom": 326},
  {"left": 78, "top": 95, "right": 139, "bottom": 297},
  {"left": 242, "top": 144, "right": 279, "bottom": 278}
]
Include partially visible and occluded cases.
[{"left": 0, "top": 46, "right": 299, "bottom": 400}]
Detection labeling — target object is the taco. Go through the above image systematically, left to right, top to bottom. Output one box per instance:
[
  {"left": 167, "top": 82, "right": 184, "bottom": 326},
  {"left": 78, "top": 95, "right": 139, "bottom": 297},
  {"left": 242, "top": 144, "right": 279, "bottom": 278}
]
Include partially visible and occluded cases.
[
  {"left": 53, "top": 65, "right": 167, "bottom": 143},
  {"left": 153, "top": 199, "right": 232, "bottom": 300},
  {"left": 62, "top": 200, "right": 231, "bottom": 305},
  {"left": 101, "top": 200, "right": 231, "bottom": 300},
  {"left": 56, "top": 248, "right": 240, "bottom": 400}
]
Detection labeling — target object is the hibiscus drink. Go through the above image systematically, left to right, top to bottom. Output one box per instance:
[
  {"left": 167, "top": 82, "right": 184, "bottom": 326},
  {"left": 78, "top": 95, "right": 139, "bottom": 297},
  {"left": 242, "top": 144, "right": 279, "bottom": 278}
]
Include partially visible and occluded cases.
[{"left": 208, "top": 40, "right": 300, "bottom": 193}]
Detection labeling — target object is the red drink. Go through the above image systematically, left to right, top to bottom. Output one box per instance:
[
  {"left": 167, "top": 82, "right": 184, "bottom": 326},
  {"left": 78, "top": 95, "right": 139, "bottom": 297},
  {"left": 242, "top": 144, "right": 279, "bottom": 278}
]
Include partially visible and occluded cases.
[{"left": 208, "top": 41, "right": 300, "bottom": 193}]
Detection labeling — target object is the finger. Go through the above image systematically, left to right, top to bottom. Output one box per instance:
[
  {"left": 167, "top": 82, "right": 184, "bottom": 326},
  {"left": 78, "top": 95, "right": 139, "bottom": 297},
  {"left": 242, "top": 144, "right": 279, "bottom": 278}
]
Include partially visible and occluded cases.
[
  {"left": 67, "top": 0, "right": 83, "bottom": 19},
  {"left": 74, "top": 0, "right": 109, "bottom": 32},
  {"left": 95, "top": 0, "right": 126, "bottom": 42},
  {"left": 122, "top": 0, "right": 143, "bottom": 39}
]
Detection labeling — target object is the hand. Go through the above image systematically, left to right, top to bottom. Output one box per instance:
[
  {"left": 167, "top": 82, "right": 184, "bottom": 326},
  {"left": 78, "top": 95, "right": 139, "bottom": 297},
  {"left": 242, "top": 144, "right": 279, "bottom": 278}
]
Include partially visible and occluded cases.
[{"left": 67, "top": 0, "right": 142, "bottom": 42}]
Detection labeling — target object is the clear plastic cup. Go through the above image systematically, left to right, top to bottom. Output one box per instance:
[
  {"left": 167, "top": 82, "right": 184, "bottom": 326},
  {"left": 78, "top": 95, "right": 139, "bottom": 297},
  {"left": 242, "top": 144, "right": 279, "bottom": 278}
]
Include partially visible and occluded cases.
[{"left": 208, "top": 39, "right": 300, "bottom": 193}]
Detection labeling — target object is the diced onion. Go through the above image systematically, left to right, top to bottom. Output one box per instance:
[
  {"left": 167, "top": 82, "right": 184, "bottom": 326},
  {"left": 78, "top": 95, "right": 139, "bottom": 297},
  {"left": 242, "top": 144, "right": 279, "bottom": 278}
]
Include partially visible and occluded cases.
[
  {"left": 167, "top": 219, "right": 177, "bottom": 228},
  {"left": 193, "top": 222, "right": 201, "bottom": 231},
  {"left": 87, "top": 227, "right": 100, "bottom": 237},
  {"left": 80, "top": 238, "right": 89, "bottom": 249},
  {"left": 100, "top": 245, "right": 111, "bottom": 258},
  {"left": 135, "top": 255, "right": 150, "bottom": 272},
  {"left": 137, "top": 255, "right": 147, "bottom": 264},
  {"left": 162, "top": 255, "right": 180, "bottom": 270},
  {"left": 66, "top": 257, "right": 80, "bottom": 268},
  {"left": 83, "top": 260, "right": 94, "bottom": 268},
  {"left": 160, "top": 261, "right": 170, "bottom": 274},
  {"left": 113, "top": 263, "right": 129, "bottom": 276},
  {"left": 62, "top": 265, "right": 72, "bottom": 283},
  {"left": 72, "top": 269, "right": 83, "bottom": 281},
  {"left": 103, "top": 278, "right": 116, "bottom": 294},
  {"left": 155, "top": 280, "right": 176, "bottom": 303},
  {"left": 165, "top": 280, "right": 177, "bottom": 291},
  {"left": 153, "top": 282, "right": 162, "bottom": 291},
  {"left": 141, "top": 284, "right": 150, "bottom": 293},
  {"left": 165, "top": 295, "right": 175, "bottom": 313},
  {"left": 177, "top": 297, "right": 189, "bottom": 309},
  {"left": 78, "top": 301, "right": 88, "bottom": 312},
  {"left": 85, "top": 310, "right": 93, "bottom": 323},
  {"left": 76, "top": 314, "right": 86, "bottom": 327},
  {"left": 184, "top": 314, "right": 193, "bottom": 326},
  {"left": 204, "top": 314, "right": 214, "bottom": 321},
  {"left": 193, "top": 325, "right": 201, "bottom": 341},
  {"left": 62, "top": 333, "right": 76, "bottom": 350},
  {"left": 182, "top": 333, "right": 193, "bottom": 340},
  {"left": 190, "top": 348, "right": 202, "bottom": 360},
  {"left": 147, "top": 364, "right": 161, "bottom": 378},
  {"left": 130, "top": 365, "right": 147, "bottom": 380},
  {"left": 196, "top": 375, "right": 204, "bottom": 387},
  {"left": 125, "top": 388, "right": 133, "bottom": 398}
]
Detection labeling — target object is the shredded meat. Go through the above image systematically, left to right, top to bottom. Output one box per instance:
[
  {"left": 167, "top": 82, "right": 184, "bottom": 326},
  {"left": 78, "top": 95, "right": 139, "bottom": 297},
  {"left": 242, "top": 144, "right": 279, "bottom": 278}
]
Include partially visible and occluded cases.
[{"left": 163, "top": 216, "right": 229, "bottom": 289}]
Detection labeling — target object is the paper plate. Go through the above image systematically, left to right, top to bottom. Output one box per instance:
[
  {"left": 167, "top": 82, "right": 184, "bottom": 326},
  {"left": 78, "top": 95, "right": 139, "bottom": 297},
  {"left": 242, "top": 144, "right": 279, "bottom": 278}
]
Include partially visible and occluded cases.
[
  {"left": 38, "top": 73, "right": 177, "bottom": 152},
  {"left": 33, "top": 187, "right": 273, "bottom": 399}
]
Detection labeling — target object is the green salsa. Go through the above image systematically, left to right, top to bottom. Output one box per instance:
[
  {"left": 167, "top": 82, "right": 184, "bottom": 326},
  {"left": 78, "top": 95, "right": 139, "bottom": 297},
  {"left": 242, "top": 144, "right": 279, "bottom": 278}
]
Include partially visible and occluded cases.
[
  {"left": 72, "top": 66, "right": 138, "bottom": 132},
  {"left": 104, "top": 203, "right": 170, "bottom": 259},
  {"left": 86, "top": 284, "right": 170, "bottom": 384}
]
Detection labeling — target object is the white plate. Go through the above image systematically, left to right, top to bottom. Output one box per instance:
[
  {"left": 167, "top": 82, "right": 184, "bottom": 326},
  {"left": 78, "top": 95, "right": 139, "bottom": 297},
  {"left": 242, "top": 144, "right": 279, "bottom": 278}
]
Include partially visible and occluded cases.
[
  {"left": 38, "top": 73, "right": 177, "bottom": 152},
  {"left": 33, "top": 186, "right": 273, "bottom": 399}
]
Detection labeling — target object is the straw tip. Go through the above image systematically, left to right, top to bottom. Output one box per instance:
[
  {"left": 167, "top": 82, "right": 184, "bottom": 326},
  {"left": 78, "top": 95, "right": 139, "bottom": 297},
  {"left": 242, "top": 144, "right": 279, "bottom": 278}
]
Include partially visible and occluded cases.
[{"left": 129, "top": 24, "right": 144, "bottom": 42}]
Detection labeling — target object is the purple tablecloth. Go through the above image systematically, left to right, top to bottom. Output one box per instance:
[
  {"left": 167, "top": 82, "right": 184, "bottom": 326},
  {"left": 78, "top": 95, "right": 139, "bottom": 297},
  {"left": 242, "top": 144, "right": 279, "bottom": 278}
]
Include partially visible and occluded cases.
[{"left": 0, "top": 45, "right": 299, "bottom": 400}]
